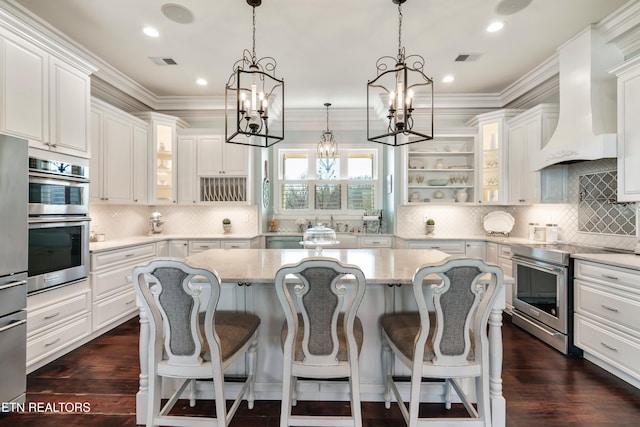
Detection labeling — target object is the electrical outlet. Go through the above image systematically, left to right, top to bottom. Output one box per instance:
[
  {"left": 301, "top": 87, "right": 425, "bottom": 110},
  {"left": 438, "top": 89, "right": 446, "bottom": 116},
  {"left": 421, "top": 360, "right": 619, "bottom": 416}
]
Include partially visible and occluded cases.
[{"left": 243, "top": 214, "right": 249, "bottom": 223}]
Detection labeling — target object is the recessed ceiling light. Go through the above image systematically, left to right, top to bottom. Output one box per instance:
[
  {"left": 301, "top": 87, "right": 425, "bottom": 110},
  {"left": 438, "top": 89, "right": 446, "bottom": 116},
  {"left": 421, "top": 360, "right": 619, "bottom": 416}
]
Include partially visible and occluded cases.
[
  {"left": 487, "top": 21, "right": 504, "bottom": 33},
  {"left": 142, "top": 26, "right": 159, "bottom": 38},
  {"left": 442, "top": 75, "right": 454, "bottom": 83},
  {"left": 196, "top": 78, "right": 208, "bottom": 86}
]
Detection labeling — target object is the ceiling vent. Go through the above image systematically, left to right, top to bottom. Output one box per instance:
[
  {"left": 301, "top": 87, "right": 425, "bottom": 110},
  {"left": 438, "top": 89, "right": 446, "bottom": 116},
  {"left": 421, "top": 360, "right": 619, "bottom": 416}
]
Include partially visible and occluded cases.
[
  {"left": 454, "top": 54, "right": 481, "bottom": 62},
  {"left": 149, "top": 57, "right": 178, "bottom": 65}
]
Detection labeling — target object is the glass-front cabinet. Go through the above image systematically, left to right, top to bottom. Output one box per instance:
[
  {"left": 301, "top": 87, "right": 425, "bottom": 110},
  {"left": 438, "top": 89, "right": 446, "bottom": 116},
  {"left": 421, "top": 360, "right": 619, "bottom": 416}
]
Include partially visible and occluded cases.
[
  {"left": 468, "top": 110, "right": 521, "bottom": 204},
  {"left": 135, "top": 112, "right": 188, "bottom": 205},
  {"left": 404, "top": 133, "right": 476, "bottom": 204}
]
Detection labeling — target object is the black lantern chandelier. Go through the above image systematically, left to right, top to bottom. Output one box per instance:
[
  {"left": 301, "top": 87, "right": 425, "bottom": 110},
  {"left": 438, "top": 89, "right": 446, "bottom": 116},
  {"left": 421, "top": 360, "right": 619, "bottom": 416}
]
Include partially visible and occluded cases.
[
  {"left": 225, "top": 0, "right": 284, "bottom": 148},
  {"left": 367, "top": 0, "right": 433, "bottom": 146},
  {"left": 318, "top": 103, "right": 338, "bottom": 173}
]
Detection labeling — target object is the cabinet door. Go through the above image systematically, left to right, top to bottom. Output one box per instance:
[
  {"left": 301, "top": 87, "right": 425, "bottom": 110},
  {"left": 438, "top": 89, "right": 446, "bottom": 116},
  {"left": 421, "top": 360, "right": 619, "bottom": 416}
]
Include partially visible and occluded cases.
[
  {"left": 0, "top": 32, "right": 48, "bottom": 142},
  {"left": 49, "top": 57, "right": 90, "bottom": 158},
  {"left": 617, "top": 64, "right": 640, "bottom": 201},
  {"left": 102, "top": 115, "right": 133, "bottom": 204},
  {"left": 508, "top": 119, "right": 540, "bottom": 204},
  {"left": 151, "top": 120, "right": 177, "bottom": 204},
  {"left": 478, "top": 122, "right": 503, "bottom": 204},
  {"left": 132, "top": 126, "right": 148, "bottom": 204},
  {"left": 196, "top": 136, "right": 223, "bottom": 176},
  {"left": 178, "top": 137, "right": 197, "bottom": 204},
  {"left": 224, "top": 141, "right": 249, "bottom": 175},
  {"left": 169, "top": 240, "right": 189, "bottom": 258},
  {"left": 465, "top": 241, "right": 485, "bottom": 259},
  {"left": 486, "top": 242, "right": 498, "bottom": 264}
]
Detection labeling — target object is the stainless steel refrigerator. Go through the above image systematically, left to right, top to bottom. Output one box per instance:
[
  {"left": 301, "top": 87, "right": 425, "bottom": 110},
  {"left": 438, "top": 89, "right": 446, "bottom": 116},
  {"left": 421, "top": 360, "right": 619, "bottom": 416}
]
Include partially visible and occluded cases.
[{"left": 0, "top": 134, "right": 28, "bottom": 408}]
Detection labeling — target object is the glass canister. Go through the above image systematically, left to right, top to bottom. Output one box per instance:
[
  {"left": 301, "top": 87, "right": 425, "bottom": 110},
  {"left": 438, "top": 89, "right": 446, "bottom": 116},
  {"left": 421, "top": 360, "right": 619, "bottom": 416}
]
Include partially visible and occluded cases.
[
  {"left": 528, "top": 223, "right": 537, "bottom": 240},
  {"left": 533, "top": 224, "right": 547, "bottom": 242}
]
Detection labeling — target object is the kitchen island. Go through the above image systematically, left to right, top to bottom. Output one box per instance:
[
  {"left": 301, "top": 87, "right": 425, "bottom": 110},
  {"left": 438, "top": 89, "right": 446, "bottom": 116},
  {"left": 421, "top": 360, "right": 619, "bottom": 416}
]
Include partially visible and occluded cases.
[{"left": 135, "top": 248, "right": 510, "bottom": 427}]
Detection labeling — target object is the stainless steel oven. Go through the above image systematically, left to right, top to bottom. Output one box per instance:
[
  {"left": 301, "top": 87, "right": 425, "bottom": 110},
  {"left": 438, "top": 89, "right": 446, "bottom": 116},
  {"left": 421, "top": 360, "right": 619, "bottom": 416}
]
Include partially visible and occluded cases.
[
  {"left": 28, "top": 156, "right": 89, "bottom": 216},
  {"left": 28, "top": 217, "right": 90, "bottom": 294}
]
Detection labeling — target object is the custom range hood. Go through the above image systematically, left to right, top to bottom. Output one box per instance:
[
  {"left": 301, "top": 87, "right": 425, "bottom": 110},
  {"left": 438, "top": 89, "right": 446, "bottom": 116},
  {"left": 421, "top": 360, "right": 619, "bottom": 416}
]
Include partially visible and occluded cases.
[{"left": 531, "top": 25, "right": 623, "bottom": 171}]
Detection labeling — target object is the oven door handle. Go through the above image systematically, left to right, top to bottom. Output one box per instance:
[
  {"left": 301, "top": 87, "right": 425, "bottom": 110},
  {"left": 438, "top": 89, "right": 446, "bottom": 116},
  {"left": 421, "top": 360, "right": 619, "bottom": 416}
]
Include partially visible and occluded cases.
[
  {"left": 28, "top": 170, "right": 89, "bottom": 183},
  {"left": 29, "top": 217, "right": 92, "bottom": 224},
  {"left": 513, "top": 257, "right": 564, "bottom": 274},
  {"left": 0, "top": 318, "right": 26, "bottom": 333}
]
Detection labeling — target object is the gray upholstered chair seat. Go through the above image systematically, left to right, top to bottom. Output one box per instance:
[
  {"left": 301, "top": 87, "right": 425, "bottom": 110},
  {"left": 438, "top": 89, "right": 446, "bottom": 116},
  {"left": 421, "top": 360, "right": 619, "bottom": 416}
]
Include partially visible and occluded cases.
[
  {"left": 200, "top": 312, "right": 261, "bottom": 362},
  {"left": 380, "top": 312, "right": 475, "bottom": 361},
  {"left": 281, "top": 313, "right": 364, "bottom": 361}
]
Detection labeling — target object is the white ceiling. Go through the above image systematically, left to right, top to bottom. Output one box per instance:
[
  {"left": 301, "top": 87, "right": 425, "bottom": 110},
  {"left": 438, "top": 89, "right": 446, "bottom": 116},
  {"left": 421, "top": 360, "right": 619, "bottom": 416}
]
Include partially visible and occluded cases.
[{"left": 11, "top": 0, "right": 629, "bottom": 109}]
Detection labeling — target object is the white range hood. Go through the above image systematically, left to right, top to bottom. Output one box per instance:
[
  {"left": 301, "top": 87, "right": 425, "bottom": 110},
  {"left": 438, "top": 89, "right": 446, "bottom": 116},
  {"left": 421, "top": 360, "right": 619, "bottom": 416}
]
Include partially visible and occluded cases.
[{"left": 531, "top": 25, "right": 623, "bottom": 171}]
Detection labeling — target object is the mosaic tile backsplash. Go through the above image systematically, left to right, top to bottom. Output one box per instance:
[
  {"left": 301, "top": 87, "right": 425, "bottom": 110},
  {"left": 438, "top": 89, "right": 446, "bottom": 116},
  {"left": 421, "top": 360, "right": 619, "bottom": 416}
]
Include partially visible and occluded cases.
[{"left": 578, "top": 170, "right": 636, "bottom": 235}]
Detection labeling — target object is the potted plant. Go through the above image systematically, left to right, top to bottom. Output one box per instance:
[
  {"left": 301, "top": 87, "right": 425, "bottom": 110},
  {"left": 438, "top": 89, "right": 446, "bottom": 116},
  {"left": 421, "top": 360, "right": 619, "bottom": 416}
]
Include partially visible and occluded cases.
[
  {"left": 222, "top": 218, "right": 231, "bottom": 234},
  {"left": 425, "top": 218, "right": 435, "bottom": 235}
]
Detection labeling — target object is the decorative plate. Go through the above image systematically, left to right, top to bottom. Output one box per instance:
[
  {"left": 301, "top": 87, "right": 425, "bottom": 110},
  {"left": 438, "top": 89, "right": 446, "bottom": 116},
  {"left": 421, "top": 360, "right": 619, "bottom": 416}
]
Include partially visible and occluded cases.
[{"left": 483, "top": 211, "right": 515, "bottom": 234}]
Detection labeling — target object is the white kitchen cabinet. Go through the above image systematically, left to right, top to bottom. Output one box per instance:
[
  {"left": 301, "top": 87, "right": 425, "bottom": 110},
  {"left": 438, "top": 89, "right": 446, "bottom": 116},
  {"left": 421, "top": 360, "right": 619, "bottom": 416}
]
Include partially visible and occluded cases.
[
  {"left": 0, "top": 28, "right": 91, "bottom": 158},
  {"left": 0, "top": 28, "right": 48, "bottom": 142},
  {"left": 613, "top": 57, "right": 640, "bottom": 202},
  {"left": 90, "top": 99, "right": 148, "bottom": 204},
  {"left": 467, "top": 110, "right": 521, "bottom": 205},
  {"left": 136, "top": 112, "right": 189, "bottom": 205},
  {"left": 177, "top": 131, "right": 251, "bottom": 204},
  {"left": 404, "top": 134, "right": 476, "bottom": 205},
  {"left": 197, "top": 135, "right": 249, "bottom": 176},
  {"left": 359, "top": 235, "right": 393, "bottom": 248},
  {"left": 169, "top": 240, "right": 189, "bottom": 258},
  {"left": 404, "top": 240, "right": 466, "bottom": 254},
  {"left": 465, "top": 240, "right": 486, "bottom": 259},
  {"left": 90, "top": 242, "right": 156, "bottom": 333},
  {"left": 486, "top": 242, "right": 498, "bottom": 264},
  {"left": 574, "top": 259, "right": 640, "bottom": 388},
  {"left": 26, "top": 279, "right": 92, "bottom": 372}
]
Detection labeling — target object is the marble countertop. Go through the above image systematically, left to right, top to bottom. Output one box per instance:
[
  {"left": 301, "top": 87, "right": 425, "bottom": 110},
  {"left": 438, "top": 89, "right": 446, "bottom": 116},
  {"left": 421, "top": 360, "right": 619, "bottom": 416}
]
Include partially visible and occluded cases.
[{"left": 572, "top": 253, "right": 640, "bottom": 271}]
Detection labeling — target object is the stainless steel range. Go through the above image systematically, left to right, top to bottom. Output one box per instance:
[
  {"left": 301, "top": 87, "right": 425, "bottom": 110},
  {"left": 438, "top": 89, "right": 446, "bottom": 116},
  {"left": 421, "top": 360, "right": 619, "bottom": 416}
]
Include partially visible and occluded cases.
[{"left": 511, "top": 243, "right": 618, "bottom": 356}]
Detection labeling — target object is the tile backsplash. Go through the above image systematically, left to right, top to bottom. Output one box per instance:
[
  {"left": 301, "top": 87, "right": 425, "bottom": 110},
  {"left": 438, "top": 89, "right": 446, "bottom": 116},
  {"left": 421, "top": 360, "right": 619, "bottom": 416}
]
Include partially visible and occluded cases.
[
  {"left": 397, "top": 159, "right": 638, "bottom": 251},
  {"left": 89, "top": 204, "right": 259, "bottom": 239}
]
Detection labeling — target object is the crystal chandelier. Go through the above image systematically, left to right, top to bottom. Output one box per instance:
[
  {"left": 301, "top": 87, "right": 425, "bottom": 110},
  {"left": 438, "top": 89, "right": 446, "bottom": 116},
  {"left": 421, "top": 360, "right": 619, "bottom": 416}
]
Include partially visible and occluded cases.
[
  {"left": 225, "top": 0, "right": 284, "bottom": 148},
  {"left": 367, "top": 0, "right": 433, "bottom": 146},
  {"left": 317, "top": 103, "right": 338, "bottom": 173}
]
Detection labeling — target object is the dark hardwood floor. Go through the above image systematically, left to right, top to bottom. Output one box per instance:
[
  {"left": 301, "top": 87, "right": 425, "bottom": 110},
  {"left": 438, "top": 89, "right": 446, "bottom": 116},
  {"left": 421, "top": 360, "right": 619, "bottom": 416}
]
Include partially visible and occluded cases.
[{"left": 2, "top": 315, "right": 640, "bottom": 426}]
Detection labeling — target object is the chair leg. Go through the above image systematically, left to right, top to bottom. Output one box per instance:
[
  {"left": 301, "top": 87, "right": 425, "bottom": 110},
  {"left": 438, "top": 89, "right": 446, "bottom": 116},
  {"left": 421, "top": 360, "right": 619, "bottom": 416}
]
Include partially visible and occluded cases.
[
  {"left": 382, "top": 338, "right": 392, "bottom": 409},
  {"left": 247, "top": 339, "right": 258, "bottom": 410},
  {"left": 350, "top": 362, "right": 363, "bottom": 427},
  {"left": 280, "top": 371, "right": 294, "bottom": 427},
  {"left": 147, "top": 373, "right": 162, "bottom": 427},
  {"left": 291, "top": 376, "right": 298, "bottom": 406},
  {"left": 444, "top": 378, "right": 452, "bottom": 410},
  {"left": 189, "top": 379, "right": 196, "bottom": 407}
]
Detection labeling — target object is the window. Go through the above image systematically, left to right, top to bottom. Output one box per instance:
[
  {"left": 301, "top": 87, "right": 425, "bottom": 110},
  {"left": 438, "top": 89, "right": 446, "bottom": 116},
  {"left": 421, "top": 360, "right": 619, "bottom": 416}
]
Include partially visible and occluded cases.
[{"left": 278, "top": 147, "right": 380, "bottom": 214}]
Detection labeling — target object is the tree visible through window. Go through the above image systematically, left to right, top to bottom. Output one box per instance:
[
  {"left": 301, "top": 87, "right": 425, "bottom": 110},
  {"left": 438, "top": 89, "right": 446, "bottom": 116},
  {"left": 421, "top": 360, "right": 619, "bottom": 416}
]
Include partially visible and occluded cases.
[{"left": 279, "top": 148, "right": 378, "bottom": 213}]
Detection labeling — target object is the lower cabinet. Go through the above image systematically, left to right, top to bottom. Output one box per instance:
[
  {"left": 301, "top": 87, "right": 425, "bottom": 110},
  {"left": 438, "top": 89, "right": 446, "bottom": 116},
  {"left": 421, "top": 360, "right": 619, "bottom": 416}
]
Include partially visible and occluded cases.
[
  {"left": 404, "top": 240, "right": 466, "bottom": 254},
  {"left": 90, "top": 242, "right": 157, "bottom": 334},
  {"left": 574, "top": 259, "right": 640, "bottom": 388},
  {"left": 26, "top": 279, "right": 92, "bottom": 372}
]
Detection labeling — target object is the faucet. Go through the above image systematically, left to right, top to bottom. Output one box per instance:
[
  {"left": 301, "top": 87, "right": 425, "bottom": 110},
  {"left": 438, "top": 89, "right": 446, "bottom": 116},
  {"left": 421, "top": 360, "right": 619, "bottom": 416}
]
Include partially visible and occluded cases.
[{"left": 330, "top": 214, "right": 335, "bottom": 229}]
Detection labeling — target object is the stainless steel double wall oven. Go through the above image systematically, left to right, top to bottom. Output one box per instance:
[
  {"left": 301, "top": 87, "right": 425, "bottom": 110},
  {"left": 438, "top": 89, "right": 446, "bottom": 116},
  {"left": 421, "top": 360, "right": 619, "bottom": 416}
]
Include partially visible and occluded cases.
[{"left": 28, "top": 156, "right": 90, "bottom": 294}]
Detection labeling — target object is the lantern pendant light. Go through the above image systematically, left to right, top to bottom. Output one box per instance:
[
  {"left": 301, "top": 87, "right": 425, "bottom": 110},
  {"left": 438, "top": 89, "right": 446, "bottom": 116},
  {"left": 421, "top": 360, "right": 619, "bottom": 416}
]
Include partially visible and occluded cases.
[
  {"left": 225, "top": 0, "right": 284, "bottom": 148},
  {"left": 367, "top": 0, "right": 434, "bottom": 146},
  {"left": 317, "top": 103, "right": 338, "bottom": 173}
]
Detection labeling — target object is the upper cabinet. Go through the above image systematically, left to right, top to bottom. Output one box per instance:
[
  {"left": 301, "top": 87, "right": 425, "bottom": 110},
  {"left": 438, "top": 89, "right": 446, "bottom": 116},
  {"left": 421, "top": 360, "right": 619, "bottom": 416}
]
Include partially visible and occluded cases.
[
  {"left": 0, "top": 27, "right": 91, "bottom": 158},
  {"left": 614, "top": 57, "right": 640, "bottom": 202},
  {"left": 90, "top": 99, "right": 148, "bottom": 204},
  {"left": 507, "top": 104, "right": 567, "bottom": 204},
  {"left": 467, "top": 110, "right": 521, "bottom": 205},
  {"left": 135, "top": 112, "right": 189, "bottom": 205},
  {"left": 177, "top": 131, "right": 252, "bottom": 205},
  {"left": 404, "top": 133, "right": 476, "bottom": 205}
]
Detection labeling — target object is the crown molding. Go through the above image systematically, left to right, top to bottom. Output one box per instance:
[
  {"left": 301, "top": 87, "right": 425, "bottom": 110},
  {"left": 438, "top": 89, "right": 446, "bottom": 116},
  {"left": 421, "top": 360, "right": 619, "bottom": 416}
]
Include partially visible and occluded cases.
[{"left": 598, "top": 0, "right": 640, "bottom": 58}]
